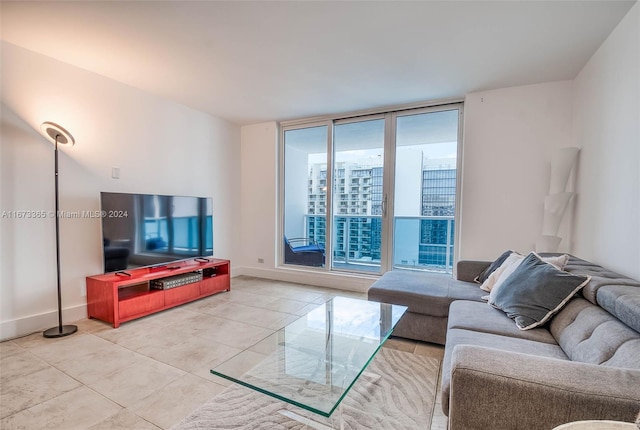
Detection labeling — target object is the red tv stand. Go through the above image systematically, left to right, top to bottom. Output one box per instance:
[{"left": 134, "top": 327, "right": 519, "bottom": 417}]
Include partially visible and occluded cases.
[{"left": 86, "top": 258, "right": 230, "bottom": 328}]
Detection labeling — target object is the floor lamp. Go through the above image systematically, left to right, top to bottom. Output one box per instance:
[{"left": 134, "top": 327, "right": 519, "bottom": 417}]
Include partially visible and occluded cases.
[{"left": 41, "top": 122, "right": 78, "bottom": 338}]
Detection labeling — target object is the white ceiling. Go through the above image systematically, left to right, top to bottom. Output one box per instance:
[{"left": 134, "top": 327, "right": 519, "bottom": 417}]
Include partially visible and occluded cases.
[{"left": 0, "top": 1, "right": 635, "bottom": 125}]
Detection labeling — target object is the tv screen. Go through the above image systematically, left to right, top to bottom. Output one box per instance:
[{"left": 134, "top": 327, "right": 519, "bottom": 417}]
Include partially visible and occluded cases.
[{"left": 100, "top": 192, "right": 213, "bottom": 272}]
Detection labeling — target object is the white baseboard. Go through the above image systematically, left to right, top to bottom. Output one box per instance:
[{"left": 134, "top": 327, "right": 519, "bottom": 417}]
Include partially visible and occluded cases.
[
  {"left": 232, "top": 266, "right": 378, "bottom": 293},
  {"left": 1, "top": 304, "right": 87, "bottom": 341}
]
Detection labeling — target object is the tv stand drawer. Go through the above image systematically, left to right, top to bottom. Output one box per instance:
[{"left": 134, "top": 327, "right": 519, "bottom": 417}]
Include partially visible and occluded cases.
[
  {"left": 201, "top": 274, "right": 230, "bottom": 295},
  {"left": 165, "top": 282, "right": 200, "bottom": 306},
  {"left": 119, "top": 291, "right": 164, "bottom": 319}
]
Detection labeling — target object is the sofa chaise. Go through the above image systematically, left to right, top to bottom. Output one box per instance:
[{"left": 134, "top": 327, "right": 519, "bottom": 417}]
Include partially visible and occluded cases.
[{"left": 368, "top": 253, "right": 640, "bottom": 429}]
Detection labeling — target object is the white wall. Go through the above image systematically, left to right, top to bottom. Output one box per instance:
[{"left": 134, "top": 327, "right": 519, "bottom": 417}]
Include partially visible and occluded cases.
[
  {"left": 572, "top": 3, "right": 639, "bottom": 280},
  {"left": 0, "top": 43, "right": 241, "bottom": 339},
  {"left": 459, "top": 81, "right": 574, "bottom": 260},
  {"left": 239, "top": 122, "right": 279, "bottom": 269}
]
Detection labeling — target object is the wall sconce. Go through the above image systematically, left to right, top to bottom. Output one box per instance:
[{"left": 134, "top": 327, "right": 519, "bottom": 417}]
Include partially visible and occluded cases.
[{"left": 40, "top": 122, "right": 78, "bottom": 338}]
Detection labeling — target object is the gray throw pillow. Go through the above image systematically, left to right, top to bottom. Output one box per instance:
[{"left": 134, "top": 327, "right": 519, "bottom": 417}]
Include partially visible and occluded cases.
[
  {"left": 475, "top": 250, "right": 514, "bottom": 284},
  {"left": 489, "top": 252, "right": 591, "bottom": 330}
]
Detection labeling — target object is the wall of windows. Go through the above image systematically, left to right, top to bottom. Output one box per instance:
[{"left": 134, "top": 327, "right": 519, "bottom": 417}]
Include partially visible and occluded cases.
[{"left": 281, "top": 103, "right": 462, "bottom": 274}]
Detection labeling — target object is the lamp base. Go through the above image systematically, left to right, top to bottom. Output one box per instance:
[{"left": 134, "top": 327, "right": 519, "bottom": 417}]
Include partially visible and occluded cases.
[{"left": 43, "top": 325, "right": 78, "bottom": 338}]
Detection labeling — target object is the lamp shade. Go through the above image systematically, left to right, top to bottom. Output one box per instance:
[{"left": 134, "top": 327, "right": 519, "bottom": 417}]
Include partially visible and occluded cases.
[{"left": 40, "top": 122, "right": 75, "bottom": 146}]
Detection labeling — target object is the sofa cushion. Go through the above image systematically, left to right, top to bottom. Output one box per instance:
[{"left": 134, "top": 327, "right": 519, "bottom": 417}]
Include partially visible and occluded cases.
[
  {"left": 488, "top": 253, "right": 590, "bottom": 330},
  {"left": 563, "top": 256, "right": 640, "bottom": 304},
  {"left": 367, "top": 270, "right": 485, "bottom": 318},
  {"left": 596, "top": 284, "right": 640, "bottom": 333},
  {"left": 550, "top": 298, "right": 640, "bottom": 370},
  {"left": 448, "top": 300, "right": 557, "bottom": 344},
  {"left": 390, "top": 312, "right": 448, "bottom": 345},
  {"left": 441, "top": 328, "right": 568, "bottom": 415}
]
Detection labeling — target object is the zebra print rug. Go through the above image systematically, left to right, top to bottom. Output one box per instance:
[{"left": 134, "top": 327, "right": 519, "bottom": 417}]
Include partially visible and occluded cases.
[{"left": 172, "top": 347, "right": 441, "bottom": 430}]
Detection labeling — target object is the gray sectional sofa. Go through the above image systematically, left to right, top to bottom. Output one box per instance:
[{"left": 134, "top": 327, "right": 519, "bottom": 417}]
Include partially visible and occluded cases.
[{"left": 368, "top": 254, "right": 640, "bottom": 430}]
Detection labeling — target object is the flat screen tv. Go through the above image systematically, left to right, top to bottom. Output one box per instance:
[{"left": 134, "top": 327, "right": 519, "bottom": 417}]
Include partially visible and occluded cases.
[{"left": 100, "top": 192, "right": 213, "bottom": 273}]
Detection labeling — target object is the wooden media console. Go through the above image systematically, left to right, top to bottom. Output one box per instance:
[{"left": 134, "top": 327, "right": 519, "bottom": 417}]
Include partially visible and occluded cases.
[{"left": 86, "top": 258, "right": 230, "bottom": 328}]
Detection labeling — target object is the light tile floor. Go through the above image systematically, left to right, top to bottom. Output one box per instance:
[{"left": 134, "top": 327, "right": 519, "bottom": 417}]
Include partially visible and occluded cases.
[{"left": 0, "top": 276, "right": 446, "bottom": 429}]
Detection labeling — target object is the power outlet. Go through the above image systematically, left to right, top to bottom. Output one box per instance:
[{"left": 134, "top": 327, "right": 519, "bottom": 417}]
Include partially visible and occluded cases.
[{"left": 258, "top": 258, "right": 264, "bottom": 264}]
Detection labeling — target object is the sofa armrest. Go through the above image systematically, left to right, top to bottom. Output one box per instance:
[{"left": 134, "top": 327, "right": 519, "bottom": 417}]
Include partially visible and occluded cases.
[
  {"left": 455, "top": 260, "right": 489, "bottom": 283},
  {"left": 449, "top": 345, "right": 640, "bottom": 430}
]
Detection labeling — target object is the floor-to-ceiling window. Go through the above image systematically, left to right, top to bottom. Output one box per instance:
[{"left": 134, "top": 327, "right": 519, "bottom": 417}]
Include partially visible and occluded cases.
[
  {"left": 281, "top": 102, "right": 462, "bottom": 274},
  {"left": 392, "top": 108, "right": 459, "bottom": 273}
]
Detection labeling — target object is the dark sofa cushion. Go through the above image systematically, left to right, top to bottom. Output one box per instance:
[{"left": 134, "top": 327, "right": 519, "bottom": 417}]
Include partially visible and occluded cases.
[{"left": 368, "top": 270, "right": 486, "bottom": 318}]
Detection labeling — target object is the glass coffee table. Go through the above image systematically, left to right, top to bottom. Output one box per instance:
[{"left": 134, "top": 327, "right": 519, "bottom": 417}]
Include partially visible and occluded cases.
[{"left": 211, "top": 296, "right": 407, "bottom": 429}]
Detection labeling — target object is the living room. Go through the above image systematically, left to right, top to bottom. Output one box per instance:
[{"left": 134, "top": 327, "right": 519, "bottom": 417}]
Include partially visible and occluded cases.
[{"left": 1, "top": 1, "right": 638, "bottom": 429}]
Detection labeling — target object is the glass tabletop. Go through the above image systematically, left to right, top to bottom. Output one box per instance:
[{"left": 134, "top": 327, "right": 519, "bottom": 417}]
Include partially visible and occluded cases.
[{"left": 210, "top": 296, "right": 407, "bottom": 417}]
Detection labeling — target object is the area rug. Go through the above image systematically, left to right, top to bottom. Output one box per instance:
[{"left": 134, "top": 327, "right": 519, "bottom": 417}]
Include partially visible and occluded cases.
[{"left": 172, "top": 347, "right": 441, "bottom": 430}]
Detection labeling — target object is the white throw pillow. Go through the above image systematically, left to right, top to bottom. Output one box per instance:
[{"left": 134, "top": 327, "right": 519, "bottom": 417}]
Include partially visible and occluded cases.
[
  {"left": 480, "top": 252, "right": 520, "bottom": 292},
  {"left": 487, "top": 253, "right": 526, "bottom": 293},
  {"left": 542, "top": 254, "right": 570, "bottom": 270}
]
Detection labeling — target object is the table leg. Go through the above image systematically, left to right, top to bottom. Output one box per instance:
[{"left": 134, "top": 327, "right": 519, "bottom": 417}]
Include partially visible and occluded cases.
[{"left": 279, "top": 402, "right": 344, "bottom": 430}]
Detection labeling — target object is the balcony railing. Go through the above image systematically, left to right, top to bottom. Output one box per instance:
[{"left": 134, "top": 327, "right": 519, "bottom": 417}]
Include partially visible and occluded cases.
[{"left": 304, "top": 214, "right": 454, "bottom": 273}]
